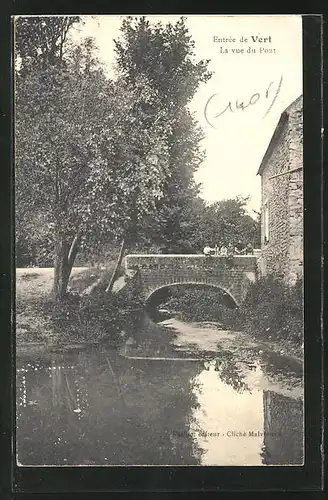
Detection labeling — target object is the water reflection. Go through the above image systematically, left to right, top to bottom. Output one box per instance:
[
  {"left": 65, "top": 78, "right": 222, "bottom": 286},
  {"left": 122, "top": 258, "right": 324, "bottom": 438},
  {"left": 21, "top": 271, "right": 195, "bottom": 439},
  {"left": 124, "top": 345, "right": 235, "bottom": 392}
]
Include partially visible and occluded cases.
[
  {"left": 16, "top": 313, "right": 303, "bottom": 466},
  {"left": 17, "top": 350, "right": 203, "bottom": 466},
  {"left": 189, "top": 359, "right": 263, "bottom": 466},
  {"left": 188, "top": 360, "right": 303, "bottom": 466},
  {"left": 261, "top": 390, "right": 304, "bottom": 465}
]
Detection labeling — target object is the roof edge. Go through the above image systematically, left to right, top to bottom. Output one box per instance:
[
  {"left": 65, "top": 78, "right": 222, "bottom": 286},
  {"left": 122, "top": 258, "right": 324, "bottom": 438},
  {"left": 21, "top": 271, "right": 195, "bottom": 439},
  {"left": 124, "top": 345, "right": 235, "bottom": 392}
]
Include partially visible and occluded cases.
[
  {"left": 257, "top": 94, "right": 303, "bottom": 176},
  {"left": 257, "top": 111, "right": 289, "bottom": 176}
]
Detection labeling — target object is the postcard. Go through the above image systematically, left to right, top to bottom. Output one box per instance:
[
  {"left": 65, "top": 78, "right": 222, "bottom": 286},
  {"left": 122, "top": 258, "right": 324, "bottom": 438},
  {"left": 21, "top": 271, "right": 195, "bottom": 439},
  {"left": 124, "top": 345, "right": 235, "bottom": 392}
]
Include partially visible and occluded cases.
[{"left": 14, "top": 14, "right": 304, "bottom": 468}]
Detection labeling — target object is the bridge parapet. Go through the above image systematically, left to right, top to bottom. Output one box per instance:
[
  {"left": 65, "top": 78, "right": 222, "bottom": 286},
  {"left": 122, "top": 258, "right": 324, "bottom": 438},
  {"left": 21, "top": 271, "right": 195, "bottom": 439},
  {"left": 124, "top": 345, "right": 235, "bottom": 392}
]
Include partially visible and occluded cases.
[
  {"left": 124, "top": 254, "right": 260, "bottom": 307},
  {"left": 125, "top": 254, "right": 258, "bottom": 270}
]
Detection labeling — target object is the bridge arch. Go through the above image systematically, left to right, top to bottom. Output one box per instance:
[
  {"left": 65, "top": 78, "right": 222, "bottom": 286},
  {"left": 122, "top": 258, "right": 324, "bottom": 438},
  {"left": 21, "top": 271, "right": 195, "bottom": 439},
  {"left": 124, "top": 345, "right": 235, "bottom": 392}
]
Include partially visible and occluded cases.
[
  {"left": 124, "top": 254, "right": 259, "bottom": 307},
  {"left": 145, "top": 282, "right": 239, "bottom": 310}
]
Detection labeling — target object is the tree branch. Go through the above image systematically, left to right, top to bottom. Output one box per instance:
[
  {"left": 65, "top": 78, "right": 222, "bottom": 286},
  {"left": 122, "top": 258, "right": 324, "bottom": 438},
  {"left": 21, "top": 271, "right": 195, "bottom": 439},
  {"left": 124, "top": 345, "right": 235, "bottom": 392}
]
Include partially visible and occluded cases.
[
  {"left": 68, "top": 233, "right": 81, "bottom": 266},
  {"left": 105, "top": 238, "right": 126, "bottom": 293}
]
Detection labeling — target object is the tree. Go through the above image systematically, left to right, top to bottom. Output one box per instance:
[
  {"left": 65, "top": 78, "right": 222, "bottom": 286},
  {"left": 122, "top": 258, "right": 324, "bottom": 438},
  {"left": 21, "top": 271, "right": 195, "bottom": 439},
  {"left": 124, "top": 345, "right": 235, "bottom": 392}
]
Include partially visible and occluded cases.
[
  {"left": 15, "top": 16, "right": 81, "bottom": 74},
  {"left": 114, "top": 16, "right": 212, "bottom": 253},
  {"left": 15, "top": 18, "right": 170, "bottom": 299},
  {"left": 187, "top": 196, "right": 261, "bottom": 250},
  {"left": 15, "top": 209, "right": 54, "bottom": 267}
]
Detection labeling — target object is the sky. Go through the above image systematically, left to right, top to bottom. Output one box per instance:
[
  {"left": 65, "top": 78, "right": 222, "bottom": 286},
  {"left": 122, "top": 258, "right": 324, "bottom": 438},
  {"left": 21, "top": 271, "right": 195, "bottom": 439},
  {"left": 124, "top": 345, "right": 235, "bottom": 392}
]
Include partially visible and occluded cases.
[{"left": 73, "top": 15, "right": 303, "bottom": 214}]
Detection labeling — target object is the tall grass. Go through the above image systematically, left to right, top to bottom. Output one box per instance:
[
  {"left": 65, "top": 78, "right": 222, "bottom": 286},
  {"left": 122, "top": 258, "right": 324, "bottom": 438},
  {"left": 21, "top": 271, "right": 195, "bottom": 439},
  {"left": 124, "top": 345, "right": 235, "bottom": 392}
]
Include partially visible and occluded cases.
[
  {"left": 163, "top": 276, "right": 303, "bottom": 345},
  {"left": 229, "top": 276, "right": 303, "bottom": 343}
]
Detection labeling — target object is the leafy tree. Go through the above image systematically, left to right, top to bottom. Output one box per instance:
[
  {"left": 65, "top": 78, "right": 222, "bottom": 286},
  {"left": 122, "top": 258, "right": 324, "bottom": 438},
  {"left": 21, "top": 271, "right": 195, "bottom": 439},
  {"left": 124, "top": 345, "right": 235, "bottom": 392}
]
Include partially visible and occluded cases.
[
  {"left": 14, "top": 16, "right": 81, "bottom": 74},
  {"left": 114, "top": 16, "right": 212, "bottom": 253},
  {"left": 15, "top": 18, "right": 170, "bottom": 299},
  {"left": 188, "top": 196, "right": 261, "bottom": 251},
  {"left": 16, "top": 209, "right": 54, "bottom": 267}
]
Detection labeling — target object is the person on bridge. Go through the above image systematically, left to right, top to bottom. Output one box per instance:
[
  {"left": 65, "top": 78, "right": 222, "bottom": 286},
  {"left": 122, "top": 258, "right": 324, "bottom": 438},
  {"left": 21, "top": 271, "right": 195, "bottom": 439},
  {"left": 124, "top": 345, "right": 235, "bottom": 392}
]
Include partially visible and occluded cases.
[
  {"left": 234, "top": 240, "right": 246, "bottom": 255},
  {"left": 226, "top": 243, "right": 235, "bottom": 266},
  {"left": 227, "top": 243, "right": 234, "bottom": 256},
  {"left": 245, "top": 243, "right": 254, "bottom": 255},
  {"left": 203, "top": 245, "right": 215, "bottom": 257},
  {"left": 219, "top": 245, "right": 228, "bottom": 256}
]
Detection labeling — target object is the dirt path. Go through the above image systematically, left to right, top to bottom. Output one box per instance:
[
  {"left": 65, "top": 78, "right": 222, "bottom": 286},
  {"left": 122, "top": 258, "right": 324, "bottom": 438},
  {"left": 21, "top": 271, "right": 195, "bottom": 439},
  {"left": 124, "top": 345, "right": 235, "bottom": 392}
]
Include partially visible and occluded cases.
[
  {"left": 15, "top": 267, "right": 91, "bottom": 348},
  {"left": 16, "top": 267, "right": 89, "bottom": 297}
]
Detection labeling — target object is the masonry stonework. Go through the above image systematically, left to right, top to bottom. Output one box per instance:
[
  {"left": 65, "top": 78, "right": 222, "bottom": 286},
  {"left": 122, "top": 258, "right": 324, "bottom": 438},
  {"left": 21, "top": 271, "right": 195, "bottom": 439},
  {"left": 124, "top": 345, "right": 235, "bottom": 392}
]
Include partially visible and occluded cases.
[
  {"left": 258, "top": 95, "right": 303, "bottom": 284},
  {"left": 125, "top": 254, "right": 258, "bottom": 306}
]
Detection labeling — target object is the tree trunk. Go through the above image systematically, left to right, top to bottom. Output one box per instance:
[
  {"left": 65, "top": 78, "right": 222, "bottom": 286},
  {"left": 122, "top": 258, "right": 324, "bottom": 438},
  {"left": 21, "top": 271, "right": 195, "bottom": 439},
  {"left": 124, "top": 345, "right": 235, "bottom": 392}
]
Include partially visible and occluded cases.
[
  {"left": 53, "top": 234, "right": 80, "bottom": 300},
  {"left": 53, "top": 238, "right": 70, "bottom": 300},
  {"left": 106, "top": 238, "right": 126, "bottom": 293}
]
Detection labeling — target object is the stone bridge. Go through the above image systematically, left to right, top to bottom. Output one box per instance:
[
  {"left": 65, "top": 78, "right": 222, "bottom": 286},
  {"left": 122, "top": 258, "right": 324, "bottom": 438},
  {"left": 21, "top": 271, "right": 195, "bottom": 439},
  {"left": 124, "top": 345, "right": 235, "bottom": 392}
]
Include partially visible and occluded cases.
[{"left": 124, "top": 254, "right": 260, "bottom": 308}]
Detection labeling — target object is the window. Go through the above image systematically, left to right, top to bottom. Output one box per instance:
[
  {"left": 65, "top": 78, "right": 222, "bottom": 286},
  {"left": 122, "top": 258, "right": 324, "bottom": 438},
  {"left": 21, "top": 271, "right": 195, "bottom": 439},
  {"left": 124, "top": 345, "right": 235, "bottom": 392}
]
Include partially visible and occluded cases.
[{"left": 263, "top": 200, "right": 269, "bottom": 243}]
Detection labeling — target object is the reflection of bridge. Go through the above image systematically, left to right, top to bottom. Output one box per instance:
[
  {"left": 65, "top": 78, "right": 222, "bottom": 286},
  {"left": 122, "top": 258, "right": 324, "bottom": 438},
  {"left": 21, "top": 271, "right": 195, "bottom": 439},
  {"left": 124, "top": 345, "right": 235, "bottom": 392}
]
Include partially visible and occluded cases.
[{"left": 124, "top": 254, "right": 260, "bottom": 307}]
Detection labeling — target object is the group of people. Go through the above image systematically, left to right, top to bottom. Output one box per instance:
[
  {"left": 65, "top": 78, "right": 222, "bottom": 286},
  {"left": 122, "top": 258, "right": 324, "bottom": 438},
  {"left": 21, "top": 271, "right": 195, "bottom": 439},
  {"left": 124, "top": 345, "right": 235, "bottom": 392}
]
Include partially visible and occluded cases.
[{"left": 203, "top": 241, "right": 254, "bottom": 257}]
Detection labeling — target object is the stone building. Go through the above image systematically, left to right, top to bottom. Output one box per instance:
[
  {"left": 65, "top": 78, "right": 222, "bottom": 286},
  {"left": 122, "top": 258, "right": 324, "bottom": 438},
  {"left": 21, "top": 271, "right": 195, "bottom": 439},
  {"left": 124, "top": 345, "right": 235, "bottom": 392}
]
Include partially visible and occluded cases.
[{"left": 257, "top": 95, "right": 303, "bottom": 284}]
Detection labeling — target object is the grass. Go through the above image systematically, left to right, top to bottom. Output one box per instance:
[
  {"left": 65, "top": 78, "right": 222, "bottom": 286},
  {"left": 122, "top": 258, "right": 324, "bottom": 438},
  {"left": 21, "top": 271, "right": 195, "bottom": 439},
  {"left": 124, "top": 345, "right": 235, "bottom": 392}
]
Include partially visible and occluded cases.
[
  {"left": 15, "top": 263, "right": 123, "bottom": 348},
  {"left": 16, "top": 266, "right": 303, "bottom": 361},
  {"left": 223, "top": 276, "right": 304, "bottom": 358},
  {"left": 163, "top": 277, "right": 304, "bottom": 360}
]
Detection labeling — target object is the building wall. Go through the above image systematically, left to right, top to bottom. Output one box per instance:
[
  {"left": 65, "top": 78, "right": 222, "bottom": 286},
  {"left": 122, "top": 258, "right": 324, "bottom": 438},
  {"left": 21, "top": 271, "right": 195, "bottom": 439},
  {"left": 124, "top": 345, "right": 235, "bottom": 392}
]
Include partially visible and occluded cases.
[
  {"left": 260, "top": 97, "right": 303, "bottom": 283},
  {"left": 287, "top": 102, "right": 303, "bottom": 282}
]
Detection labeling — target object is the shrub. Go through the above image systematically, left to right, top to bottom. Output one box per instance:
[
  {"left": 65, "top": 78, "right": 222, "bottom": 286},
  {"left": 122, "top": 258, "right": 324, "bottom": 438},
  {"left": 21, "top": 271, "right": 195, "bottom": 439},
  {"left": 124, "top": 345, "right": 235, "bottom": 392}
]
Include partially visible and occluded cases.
[
  {"left": 222, "top": 276, "right": 303, "bottom": 343},
  {"left": 161, "top": 277, "right": 303, "bottom": 347},
  {"left": 44, "top": 285, "right": 123, "bottom": 344},
  {"left": 163, "top": 287, "right": 231, "bottom": 322},
  {"left": 76, "top": 288, "right": 122, "bottom": 342}
]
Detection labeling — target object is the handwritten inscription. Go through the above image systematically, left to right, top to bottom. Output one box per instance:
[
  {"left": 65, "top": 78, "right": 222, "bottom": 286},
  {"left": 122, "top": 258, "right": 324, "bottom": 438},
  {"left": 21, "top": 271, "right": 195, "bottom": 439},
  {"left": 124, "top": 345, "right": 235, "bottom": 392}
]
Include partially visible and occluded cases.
[{"left": 204, "top": 75, "right": 283, "bottom": 128}]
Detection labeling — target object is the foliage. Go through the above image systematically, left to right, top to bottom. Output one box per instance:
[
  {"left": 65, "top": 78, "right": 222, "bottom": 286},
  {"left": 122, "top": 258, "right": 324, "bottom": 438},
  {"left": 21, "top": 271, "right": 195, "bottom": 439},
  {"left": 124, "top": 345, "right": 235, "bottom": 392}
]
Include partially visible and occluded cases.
[
  {"left": 15, "top": 14, "right": 260, "bottom": 306},
  {"left": 14, "top": 16, "right": 81, "bottom": 74},
  {"left": 114, "top": 16, "right": 212, "bottom": 252},
  {"left": 114, "top": 16, "right": 212, "bottom": 106},
  {"left": 15, "top": 17, "right": 171, "bottom": 297},
  {"left": 114, "top": 18, "right": 259, "bottom": 254},
  {"left": 16, "top": 44, "right": 168, "bottom": 246},
  {"left": 189, "top": 196, "right": 261, "bottom": 250},
  {"left": 16, "top": 211, "right": 55, "bottom": 267},
  {"left": 16, "top": 264, "right": 129, "bottom": 346},
  {"left": 48, "top": 271, "right": 143, "bottom": 344},
  {"left": 162, "top": 276, "right": 303, "bottom": 347},
  {"left": 221, "top": 276, "right": 303, "bottom": 345},
  {"left": 163, "top": 287, "right": 230, "bottom": 322},
  {"left": 43, "top": 289, "right": 121, "bottom": 344}
]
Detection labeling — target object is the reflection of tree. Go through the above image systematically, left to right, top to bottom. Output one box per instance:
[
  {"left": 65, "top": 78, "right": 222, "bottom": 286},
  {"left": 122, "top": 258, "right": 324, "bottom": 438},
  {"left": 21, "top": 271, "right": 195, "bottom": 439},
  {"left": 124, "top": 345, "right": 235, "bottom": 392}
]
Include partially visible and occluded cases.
[
  {"left": 121, "top": 309, "right": 145, "bottom": 347},
  {"left": 17, "top": 343, "right": 206, "bottom": 466},
  {"left": 212, "top": 349, "right": 250, "bottom": 393},
  {"left": 260, "top": 351, "right": 303, "bottom": 386},
  {"left": 102, "top": 353, "right": 205, "bottom": 465},
  {"left": 16, "top": 357, "right": 93, "bottom": 465},
  {"left": 50, "top": 360, "right": 89, "bottom": 419},
  {"left": 261, "top": 390, "right": 303, "bottom": 465}
]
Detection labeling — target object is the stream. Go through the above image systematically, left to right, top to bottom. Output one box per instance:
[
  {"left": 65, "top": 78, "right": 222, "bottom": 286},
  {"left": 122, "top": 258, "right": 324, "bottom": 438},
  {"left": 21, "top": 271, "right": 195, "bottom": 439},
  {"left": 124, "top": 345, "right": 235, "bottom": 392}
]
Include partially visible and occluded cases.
[{"left": 16, "top": 312, "right": 303, "bottom": 466}]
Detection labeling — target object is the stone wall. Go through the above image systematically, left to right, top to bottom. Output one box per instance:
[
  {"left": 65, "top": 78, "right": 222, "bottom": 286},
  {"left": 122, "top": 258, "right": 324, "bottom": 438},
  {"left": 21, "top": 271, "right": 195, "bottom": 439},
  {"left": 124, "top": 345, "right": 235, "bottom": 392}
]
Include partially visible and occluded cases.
[
  {"left": 259, "top": 96, "right": 303, "bottom": 283},
  {"left": 287, "top": 102, "right": 303, "bottom": 283},
  {"left": 125, "top": 254, "right": 258, "bottom": 306}
]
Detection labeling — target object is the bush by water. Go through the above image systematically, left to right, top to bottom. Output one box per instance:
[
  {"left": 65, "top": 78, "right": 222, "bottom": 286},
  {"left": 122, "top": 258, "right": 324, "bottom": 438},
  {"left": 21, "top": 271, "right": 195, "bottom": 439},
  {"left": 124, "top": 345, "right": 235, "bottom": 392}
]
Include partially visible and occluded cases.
[{"left": 163, "top": 276, "right": 303, "bottom": 346}]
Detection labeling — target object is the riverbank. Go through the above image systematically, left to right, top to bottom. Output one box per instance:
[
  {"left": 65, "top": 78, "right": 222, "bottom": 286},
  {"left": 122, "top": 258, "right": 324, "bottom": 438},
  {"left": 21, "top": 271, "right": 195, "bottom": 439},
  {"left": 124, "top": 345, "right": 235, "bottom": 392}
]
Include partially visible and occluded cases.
[
  {"left": 16, "top": 266, "right": 124, "bottom": 352},
  {"left": 16, "top": 268, "right": 303, "bottom": 363},
  {"left": 162, "top": 278, "right": 304, "bottom": 360}
]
